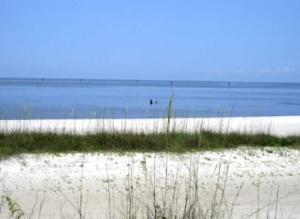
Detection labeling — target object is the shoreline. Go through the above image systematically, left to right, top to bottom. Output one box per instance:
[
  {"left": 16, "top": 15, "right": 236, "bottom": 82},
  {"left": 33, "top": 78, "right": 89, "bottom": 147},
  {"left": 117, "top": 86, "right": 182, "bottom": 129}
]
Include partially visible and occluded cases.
[{"left": 1, "top": 115, "right": 300, "bottom": 136}]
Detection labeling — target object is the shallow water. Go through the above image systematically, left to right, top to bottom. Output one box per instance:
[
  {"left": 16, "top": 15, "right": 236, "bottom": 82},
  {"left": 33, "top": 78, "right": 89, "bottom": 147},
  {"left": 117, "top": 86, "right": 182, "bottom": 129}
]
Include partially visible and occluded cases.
[{"left": 1, "top": 78, "right": 300, "bottom": 119}]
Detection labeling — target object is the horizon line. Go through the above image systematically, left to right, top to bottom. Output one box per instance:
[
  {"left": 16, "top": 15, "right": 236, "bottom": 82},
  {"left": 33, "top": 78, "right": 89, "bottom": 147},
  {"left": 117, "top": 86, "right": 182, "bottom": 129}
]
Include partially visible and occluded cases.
[{"left": 1, "top": 76, "right": 300, "bottom": 85}]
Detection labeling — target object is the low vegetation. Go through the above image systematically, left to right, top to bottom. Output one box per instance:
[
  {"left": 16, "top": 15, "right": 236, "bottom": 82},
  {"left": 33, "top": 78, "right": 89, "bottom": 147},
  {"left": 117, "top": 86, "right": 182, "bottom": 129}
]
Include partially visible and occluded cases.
[{"left": 0, "top": 130, "right": 299, "bottom": 157}]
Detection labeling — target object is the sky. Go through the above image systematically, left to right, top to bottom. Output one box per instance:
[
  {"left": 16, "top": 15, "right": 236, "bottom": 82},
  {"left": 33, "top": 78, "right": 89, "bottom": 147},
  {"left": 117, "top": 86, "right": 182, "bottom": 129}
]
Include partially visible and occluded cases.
[{"left": 0, "top": 0, "right": 299, "bottom": 82}]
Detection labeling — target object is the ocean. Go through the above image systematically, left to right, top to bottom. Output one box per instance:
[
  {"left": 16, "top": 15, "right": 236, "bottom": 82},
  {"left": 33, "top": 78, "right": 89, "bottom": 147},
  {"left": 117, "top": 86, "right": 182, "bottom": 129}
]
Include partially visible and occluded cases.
[{"left": 1, "top": 78, "right": 300, "bottom": 119}]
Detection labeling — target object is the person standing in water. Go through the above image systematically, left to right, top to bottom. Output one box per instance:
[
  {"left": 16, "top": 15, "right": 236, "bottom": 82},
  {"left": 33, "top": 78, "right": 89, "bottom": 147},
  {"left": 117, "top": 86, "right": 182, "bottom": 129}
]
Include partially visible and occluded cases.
[{"left": 150, "top": 99, "right": 153, "bottom": 105}]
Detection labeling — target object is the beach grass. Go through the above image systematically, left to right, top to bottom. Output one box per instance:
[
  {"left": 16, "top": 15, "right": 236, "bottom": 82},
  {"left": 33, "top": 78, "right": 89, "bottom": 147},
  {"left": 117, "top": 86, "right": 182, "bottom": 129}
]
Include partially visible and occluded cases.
[{"left": 0, "top": 130, "right": 300, "bottom": 157}]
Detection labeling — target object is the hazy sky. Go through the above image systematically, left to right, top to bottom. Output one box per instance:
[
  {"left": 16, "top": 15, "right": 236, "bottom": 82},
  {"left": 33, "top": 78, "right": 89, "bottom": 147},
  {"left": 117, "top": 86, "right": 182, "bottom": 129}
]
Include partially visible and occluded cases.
[{"left": 0, "top": 0, "right": 299, "bottom": 82}]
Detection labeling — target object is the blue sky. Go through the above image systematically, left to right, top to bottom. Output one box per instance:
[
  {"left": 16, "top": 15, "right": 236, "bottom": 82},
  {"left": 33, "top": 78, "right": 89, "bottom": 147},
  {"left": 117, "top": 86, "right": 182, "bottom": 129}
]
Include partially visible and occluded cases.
[{"left": 0, "top": 0, "right": 299, "bottom": 82}]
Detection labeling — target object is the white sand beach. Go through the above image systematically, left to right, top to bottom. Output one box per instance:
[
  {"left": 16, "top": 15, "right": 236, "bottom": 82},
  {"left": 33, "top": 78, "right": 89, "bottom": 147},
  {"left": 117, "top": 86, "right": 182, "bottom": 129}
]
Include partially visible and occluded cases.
[
  {"left": 1, "top": 115, "right": 300, "bottom": 136},
  {"left": 1, "top": 116, "right": 300, "bottom": 218},
  {"left": 1, "top": 148, "right": 300, "bottom": 218}
]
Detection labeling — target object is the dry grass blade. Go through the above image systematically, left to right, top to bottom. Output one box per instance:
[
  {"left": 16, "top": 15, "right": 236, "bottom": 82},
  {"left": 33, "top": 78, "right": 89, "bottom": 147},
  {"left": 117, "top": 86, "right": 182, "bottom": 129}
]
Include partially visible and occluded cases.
[
  {"left": 53, "top": 185, "right": 86, "bottom": 219},
  {"left": 245, "top": 189, "right": 300, "bottom": 218}
]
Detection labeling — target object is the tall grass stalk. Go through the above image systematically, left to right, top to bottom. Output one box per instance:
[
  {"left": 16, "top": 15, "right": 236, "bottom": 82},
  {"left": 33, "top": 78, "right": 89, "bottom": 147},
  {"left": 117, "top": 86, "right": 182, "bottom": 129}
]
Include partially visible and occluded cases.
[{"left": 165, "top": 93, "right": 174, "bottom": 147}]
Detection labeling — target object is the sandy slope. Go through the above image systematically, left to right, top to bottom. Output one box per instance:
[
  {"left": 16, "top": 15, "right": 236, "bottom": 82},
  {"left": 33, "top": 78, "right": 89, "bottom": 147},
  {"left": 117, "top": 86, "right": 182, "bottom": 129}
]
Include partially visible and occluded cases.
[
  {"left": 1, "top": 115, "right": 300, "bottom": 136},
  {"left": 0, "top": 148, "right": 300, "bottom": 218}
]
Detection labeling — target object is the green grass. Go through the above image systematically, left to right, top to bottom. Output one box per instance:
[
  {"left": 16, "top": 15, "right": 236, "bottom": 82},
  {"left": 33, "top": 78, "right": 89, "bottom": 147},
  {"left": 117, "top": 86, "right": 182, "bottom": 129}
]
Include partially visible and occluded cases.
[{"left": 0, "top": 131, "right": 300, "bottom": 157}]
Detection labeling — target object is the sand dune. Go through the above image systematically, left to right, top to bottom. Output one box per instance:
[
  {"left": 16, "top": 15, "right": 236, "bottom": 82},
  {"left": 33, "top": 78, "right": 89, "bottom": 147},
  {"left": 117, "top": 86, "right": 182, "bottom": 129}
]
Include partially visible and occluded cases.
[{"left": 1, "top": 148, "right": 300, "bottom": 218}]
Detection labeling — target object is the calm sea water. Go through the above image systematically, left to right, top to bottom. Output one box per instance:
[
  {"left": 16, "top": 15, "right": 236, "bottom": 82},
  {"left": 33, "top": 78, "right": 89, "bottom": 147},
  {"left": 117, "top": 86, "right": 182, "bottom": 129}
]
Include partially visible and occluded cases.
[{"left": 1, "top": 78, "right": 300, "bottom": 119}]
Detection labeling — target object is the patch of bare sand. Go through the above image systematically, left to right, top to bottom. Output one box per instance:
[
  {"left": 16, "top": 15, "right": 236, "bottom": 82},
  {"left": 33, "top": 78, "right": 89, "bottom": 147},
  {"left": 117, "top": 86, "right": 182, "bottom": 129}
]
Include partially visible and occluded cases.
[
  {"left": 1, "top": 116, "right": 300, "bottom": 136},
  {"left": 0, "top": 147, "right": 300, "bottom": 218}
]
